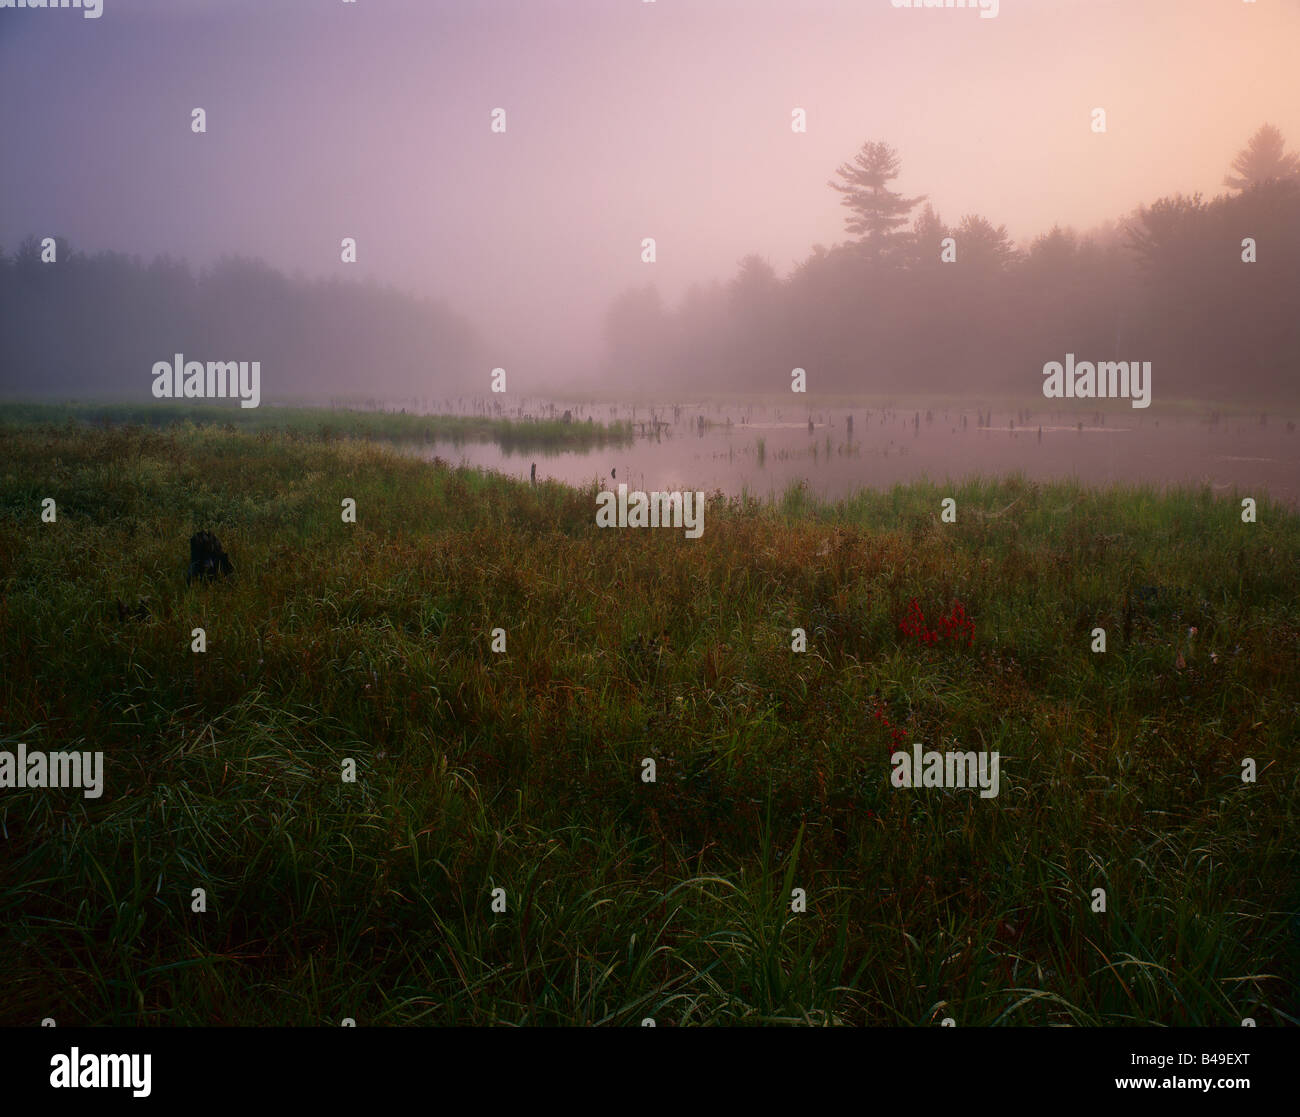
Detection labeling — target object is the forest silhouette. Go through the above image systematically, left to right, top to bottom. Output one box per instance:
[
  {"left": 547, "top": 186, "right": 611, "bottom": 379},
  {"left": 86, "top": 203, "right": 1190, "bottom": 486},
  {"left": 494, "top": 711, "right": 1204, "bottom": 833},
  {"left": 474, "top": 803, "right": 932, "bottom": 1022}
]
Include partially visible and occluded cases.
[{"left": 3, "top": 125, "right": 1297, "bottom": 403}]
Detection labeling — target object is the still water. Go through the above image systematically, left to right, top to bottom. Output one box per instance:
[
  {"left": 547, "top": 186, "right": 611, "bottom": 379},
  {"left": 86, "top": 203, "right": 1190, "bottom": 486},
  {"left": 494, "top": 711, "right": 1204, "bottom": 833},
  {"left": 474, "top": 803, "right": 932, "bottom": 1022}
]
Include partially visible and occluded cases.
[{"left": 402, "top": 400, "right": 1300, "bottom": 506}]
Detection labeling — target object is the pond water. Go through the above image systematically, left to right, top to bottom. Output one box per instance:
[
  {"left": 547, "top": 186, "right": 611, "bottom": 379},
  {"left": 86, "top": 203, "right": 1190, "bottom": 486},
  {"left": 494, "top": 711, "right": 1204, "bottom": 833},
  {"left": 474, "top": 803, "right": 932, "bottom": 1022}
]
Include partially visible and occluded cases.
[{"left": 404, "top": 400, "right": 1300, "bottom": 506}]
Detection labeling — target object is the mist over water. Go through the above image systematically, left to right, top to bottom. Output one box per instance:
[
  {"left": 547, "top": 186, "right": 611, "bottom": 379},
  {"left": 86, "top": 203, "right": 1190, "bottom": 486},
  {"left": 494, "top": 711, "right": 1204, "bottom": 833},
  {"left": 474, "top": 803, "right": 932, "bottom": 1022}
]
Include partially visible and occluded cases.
[
  {"left": 2, "top": 0, "right": 1298, "bottom": 499},
  {"left": 389, "top": 397, "right": 1300, "bottom": 505}
]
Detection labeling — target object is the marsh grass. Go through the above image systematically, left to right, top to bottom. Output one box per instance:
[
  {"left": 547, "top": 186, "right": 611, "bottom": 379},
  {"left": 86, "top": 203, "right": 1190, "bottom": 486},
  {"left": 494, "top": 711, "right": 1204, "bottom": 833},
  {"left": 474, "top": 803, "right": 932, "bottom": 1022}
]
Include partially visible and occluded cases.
[
  {"left": 0, "top": 401, "right": 634, "bottom": 455},
  {"left": 0, "top": 421, "right": 1296, "bottom": 1025}
]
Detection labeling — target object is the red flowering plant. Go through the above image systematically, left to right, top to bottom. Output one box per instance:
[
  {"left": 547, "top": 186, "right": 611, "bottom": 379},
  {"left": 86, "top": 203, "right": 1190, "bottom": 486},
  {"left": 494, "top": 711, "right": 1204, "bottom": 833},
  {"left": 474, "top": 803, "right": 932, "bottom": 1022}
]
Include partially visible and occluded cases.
[
  {"left": 899, "top": 598, "right": 974, "bottom": 649},
  {"left": 870, "top": 696, "right": 909, "bottom": 752}
]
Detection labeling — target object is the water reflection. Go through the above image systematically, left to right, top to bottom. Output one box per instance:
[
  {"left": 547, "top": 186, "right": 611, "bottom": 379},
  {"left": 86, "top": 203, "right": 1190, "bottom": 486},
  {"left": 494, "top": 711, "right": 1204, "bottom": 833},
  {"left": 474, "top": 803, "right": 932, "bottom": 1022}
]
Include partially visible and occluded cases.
[{"left": 384, "top": 399, "right": 1299, "bottom": 505}]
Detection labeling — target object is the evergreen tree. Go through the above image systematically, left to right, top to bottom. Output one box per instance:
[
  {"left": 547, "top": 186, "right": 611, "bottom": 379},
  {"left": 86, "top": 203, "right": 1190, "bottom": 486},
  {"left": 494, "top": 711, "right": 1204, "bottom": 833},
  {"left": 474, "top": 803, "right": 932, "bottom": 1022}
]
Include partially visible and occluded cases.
[
  {"left": 1224, "top": 124, "right": 1300, "bottom": 191},
  {"left": 828, "top": 141, "right": 926, "bottom": 263}
]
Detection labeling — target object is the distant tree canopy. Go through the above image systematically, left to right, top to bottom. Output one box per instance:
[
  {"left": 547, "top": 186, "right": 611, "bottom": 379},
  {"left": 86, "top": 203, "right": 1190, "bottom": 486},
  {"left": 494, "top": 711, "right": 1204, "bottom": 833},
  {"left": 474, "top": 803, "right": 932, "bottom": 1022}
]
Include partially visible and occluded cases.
[
  {"left": 1224, "top": 123, "right": 1300, "bottom": 192},
  {"left": 602, "top": 125, "right": 1300, "bottom": 401},
  {"left": 1126, "top": 192, "right": 1209, "bottom": 273},
  {"left": 907, "top": 204, "right": 948, "bottom": 269},
  {"left": 951, "top": 214, "right": 1018, "bottom": 272},
  {"left": 0, "top": 240, "right": 488, "bottom": 401}
]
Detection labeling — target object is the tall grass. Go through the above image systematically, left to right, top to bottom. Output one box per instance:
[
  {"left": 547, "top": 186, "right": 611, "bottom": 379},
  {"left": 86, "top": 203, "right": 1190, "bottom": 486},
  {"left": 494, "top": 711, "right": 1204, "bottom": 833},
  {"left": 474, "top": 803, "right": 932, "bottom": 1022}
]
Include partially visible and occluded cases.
[
  {"left": 0, "top": 401, "right": 634, "bottom": 454},
  {"left": 0, "top": 423, "right": 1295, "bottom": 1025}
]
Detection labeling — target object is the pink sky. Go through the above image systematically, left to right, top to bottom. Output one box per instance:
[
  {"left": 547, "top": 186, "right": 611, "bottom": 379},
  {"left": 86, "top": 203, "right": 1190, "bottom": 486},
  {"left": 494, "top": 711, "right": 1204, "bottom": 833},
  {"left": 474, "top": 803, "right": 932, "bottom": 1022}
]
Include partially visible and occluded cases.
[{"left": 2, "top": 0, "right": 1297, "bottom": 385}]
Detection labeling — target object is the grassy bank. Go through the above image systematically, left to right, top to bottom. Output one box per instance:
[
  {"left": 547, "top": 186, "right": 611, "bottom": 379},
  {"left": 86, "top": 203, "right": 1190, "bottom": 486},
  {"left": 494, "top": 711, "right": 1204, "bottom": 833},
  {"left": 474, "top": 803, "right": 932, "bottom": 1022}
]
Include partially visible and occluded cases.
[
  {"left": 0, "top": 400, "right": 635, "bottom": 454},
  {"left": 0, "top": 421, "right": 1296, "bottom": 1025}
]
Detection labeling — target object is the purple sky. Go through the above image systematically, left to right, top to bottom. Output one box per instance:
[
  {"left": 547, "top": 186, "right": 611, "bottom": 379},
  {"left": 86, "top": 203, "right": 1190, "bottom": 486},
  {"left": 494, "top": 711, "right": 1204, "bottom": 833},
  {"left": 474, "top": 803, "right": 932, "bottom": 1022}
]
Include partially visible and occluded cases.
[{"left": 3, "top": 0, "right": 1298, "bottom": 387}]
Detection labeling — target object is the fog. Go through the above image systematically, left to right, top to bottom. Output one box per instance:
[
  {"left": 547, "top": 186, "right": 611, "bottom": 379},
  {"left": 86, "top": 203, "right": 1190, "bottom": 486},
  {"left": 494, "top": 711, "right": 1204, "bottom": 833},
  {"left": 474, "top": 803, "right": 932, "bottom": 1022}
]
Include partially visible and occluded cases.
[{"left": 1, "top": 0, "right": 1298, "bottom": 399}]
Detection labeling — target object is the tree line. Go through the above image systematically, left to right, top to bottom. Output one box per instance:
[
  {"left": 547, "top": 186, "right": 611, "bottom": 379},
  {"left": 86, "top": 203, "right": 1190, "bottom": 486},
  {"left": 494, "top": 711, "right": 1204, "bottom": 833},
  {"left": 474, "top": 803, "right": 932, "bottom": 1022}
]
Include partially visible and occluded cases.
[
  {"left": 604, "top": 124, "right": 1300, "bottom": 401},
  {"left": 0, "top": 246, "right": 487, "bottom": 400}
]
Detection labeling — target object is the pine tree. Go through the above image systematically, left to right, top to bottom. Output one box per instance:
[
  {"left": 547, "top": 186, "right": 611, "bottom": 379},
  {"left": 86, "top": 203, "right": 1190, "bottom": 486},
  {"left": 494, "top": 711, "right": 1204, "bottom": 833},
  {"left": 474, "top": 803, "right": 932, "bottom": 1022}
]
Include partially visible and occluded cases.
[
  {"left": 1224, "top": 124, "right": 1300, "bottom": 192},
  {"left": 828, "top": 141, "right": 926, "bottom": 263}
]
